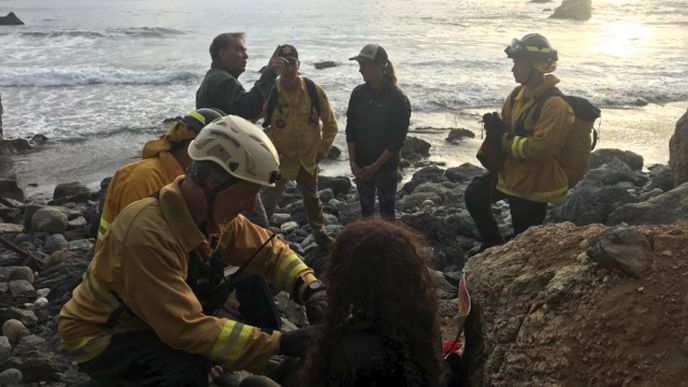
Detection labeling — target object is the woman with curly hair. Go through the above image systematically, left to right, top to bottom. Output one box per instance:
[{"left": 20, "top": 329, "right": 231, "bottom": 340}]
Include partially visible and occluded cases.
[{"left": 302, "top": 217, "right": 443, "bottom": 386}]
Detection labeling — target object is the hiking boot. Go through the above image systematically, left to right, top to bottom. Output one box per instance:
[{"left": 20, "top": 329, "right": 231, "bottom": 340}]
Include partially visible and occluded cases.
[{"left": 313, "top": 231, "right": 333, "bottom": 250}]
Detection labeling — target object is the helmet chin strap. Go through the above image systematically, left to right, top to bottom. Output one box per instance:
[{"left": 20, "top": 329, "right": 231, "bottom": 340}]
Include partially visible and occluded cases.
[{"left": 200, "top": 178, "right": 238, "bottom": 233}]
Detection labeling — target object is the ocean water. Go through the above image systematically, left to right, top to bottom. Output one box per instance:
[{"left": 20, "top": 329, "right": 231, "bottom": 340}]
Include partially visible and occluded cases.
[{"left": 1, "top": 0, "right": 686, "bottom": 194}]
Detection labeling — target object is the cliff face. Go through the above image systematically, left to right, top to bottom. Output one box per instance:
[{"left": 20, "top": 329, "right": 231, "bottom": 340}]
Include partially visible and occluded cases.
[{"left": 463, "top": 221, "right": 688, "bottom": 386}]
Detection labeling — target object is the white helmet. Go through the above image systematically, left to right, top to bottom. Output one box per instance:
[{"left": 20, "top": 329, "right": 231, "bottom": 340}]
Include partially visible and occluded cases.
[{"left": 188, "top": 115, "right": 281, "bottom": 187}]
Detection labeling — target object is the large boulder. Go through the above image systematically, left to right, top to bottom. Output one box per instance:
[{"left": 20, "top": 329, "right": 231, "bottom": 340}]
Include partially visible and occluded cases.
[
  {"left": 549, "top": 0, "right": 592, "bottom": 20},
  {"left": 0, "top": 12, "right": 24, "bottom": 26},
  {"left": 669, "top": 109, "right": 688, "bottom": 187},
  {"left": 401, "top": 136, "right": 431, "bottom": 161},
  {"left": 589, "top": 148, "right": 644, "bottom": 172},
  {"left": 318, "top": 175, "right": 352, "bottom": 196},
  {"left": 0, "top": 176, "right": 24, "bottom": 202},
  {"left": 549, "top": 178, "right": 637, "bottom": 225},
  {"left": 51, "top": 181, "right": 91, "bottom": 204},
  {"left": 607, "top": 182, "right": 688, "bottom": 226},
  {"left": 30, "top": 206, "right": 69, "bottom": 234},
  {"left": 463, "top": 222, "right": 688, "bottom": 386},
  {"left": 586, "top": 226, "right": 652, "bottom": 278},
  {"left": 5, "top": 335, "right": 70, "bottom": 383}
]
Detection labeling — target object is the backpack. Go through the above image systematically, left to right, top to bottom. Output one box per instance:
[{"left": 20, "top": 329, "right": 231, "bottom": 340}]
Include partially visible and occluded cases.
[
  {"left": 262, "top": 77, "right": 321, "bottom": 128},
  {"left": 510, "top": 86, "right": 601, "bottom": 188}
]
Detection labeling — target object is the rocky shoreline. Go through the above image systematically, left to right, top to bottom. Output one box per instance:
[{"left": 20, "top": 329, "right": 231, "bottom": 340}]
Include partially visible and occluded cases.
[{"left": 0, "top": 110, "right": 687, "bottom": 384}]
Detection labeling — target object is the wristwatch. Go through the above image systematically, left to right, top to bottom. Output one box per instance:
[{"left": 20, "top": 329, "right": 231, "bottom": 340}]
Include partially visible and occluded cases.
[{"left": 302, "top": 280, "right": 325, "bottom": 303}]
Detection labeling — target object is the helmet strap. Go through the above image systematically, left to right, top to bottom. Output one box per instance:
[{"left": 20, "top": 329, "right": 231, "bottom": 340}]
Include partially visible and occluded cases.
[{"left": 201, "top": 178, "right": 239, "bottom": 232}]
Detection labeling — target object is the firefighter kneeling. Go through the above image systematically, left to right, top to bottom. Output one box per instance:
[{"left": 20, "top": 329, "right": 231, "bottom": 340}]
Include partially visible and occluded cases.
[{"left": 58, "top": 115, "right": 326, "bottom": 386}]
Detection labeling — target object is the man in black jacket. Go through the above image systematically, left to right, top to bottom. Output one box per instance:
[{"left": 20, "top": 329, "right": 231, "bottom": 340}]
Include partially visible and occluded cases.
[{"left": 196, "top": 32, "right": 287, "bottom": 121}]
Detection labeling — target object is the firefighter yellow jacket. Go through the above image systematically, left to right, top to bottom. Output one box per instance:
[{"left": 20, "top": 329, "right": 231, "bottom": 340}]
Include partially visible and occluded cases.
[
  {"left": 497, "top": 75, "right": 575, "bottom": 203},
  {"left": 266, "top": 77, "right": 337, "bottom": 180},
  {"left": 95, "top": 150, "right": 183, "bottom": 252},
  {"left": 60, "top": 176, "right": 317, "bottom": 373}
]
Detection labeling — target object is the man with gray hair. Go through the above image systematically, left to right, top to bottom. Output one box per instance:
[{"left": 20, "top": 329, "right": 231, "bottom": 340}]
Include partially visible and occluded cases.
[{"left": 196, "top": 32, "right": 286, "bottom": 121}]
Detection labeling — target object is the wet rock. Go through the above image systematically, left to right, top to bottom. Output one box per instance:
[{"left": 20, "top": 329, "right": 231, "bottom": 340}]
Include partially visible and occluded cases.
[
  {"left": 549, "top": 0, "right": 591, "bottom": 20},
  {"left": 0, "top": 12, "right": 24, "bottom": 25},
  {"left": 313, "top": 60, "right": 340, "bottom": 70},
  {"left": 669, "top": 109, "right": 688, "bottom": 187},
  {"left": 446, "top": 128, "right": 476, "bottom": 143},
  {"left": 401, "top": 136, "right": 431, "bottom": 160},
  {"left": 325, "top": 145, "right": 341, "bottom": 160},
  {"left": 589, "top": 149, "right": 644, "bottom": 172},
  {"left": 584, "top": 157, "right": 648, "bottom": 186},
  {"left": 445, "top": 163, "right": 485, "bottom": 183},
  {"left": 645, "top": 164, "right": 674, "bottom": 192},
  {"left": 401, "top": 165, "right": 447, "bottom": 193},
  {"left": 318, "top": 175, "right": 352, "bottom": 196},
  {"left": 0, "top": 176, "right": 24, "bottom": 202},
  {"left": 51, "top": 181, "right": 91, "bottom": 205},
  {"left": 607, "top": 182, "right": 688, "bottom": 226},
  {"left": 318, "top": 188, "right": 334, "bottom": 203},
  {"left": 31, "top": 206, "right": 69, "bottom": 234},
  {"left": 270, "top": 213, "right": 291, "bottom": 226},
  {"left": 67, "top": 216, "right": 88, "bottom": 229},
  {"left": 280, "top": 221, "right": 299, "bottom": 233},
  {"left": 587, "top": 226, "right": 652, "bottom": 278},
  {"left": 43, "top": 233, "right": 69, "bottom": 254},
  {"left": 67, "top": 238, "right": 93, "bottom": 252},
  {"left": 8, "top": 267, "right": 34, "bottom": 283},
  {"left": 9, "top": 280, "right": 34, "bottom": 298},
  {"left": 0, "top": 308, "right": 37, "bottom": 327},
  {"left": 2, "top": 319, "right": 29, "bottom": 346},
  {"left": 6, "top": 334, "right": 70, "bottom": 382},
  {"left": 0, "top": 336, "right": 12, "bottom": 362},
  {"left": 0, "top": 368, "right": 22, "bottom": 385}
]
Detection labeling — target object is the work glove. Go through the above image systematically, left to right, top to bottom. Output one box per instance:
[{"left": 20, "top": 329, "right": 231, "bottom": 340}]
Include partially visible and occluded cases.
[
  {"left": 483, "top": 112, "right": 508, "bottom": 146},
  {"left": 304, "top": 288, "right": 328, "bottom": 325},
  {"left": 279, "top": 326, "right": 321, "bottom": 358}
]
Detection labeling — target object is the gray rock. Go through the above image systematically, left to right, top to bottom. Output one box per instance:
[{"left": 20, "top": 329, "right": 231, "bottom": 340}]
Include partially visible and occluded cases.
[
  {"left": 550, "top": 0, "right": 591, "bottom": 20},
  {"left": 0, "top": 12, "right": 24, "bottom": 26},
  {"left": 313, "top": 60, "right": 340, "bottom": 70},
  {"left": 669, "top": 109, "right": 688, "bottom": 187},
  {"left": 446, "top": 128, "right": 476, "bottom": 143},
  {"left": 401, "top": 136, "right": 431, "bottom": 160},
  {"left": 325, "top": 145, "right": 341, "bottom": 160},
  {"left": 589, "top": 149, "right": 644, "bottom": 171},
  {"left": 585, "top": 157, "right": 648, "bottom": 186},
  {"left": 445, "top": 163, "right": 485, "bottom": 183},
  {"left": 646, "top": 164, "right": 674, "bottom": 192},
  {"left": 402, "top": 165, "right": 447, "bottom": 193},
  {"left": 549, "top": 175, "right": 638, "bottom": 225},
  {"left": 0, "top": 176, "right": 24, "bottom": 202},
  {"left": 318, "top": 176, "right": 352, "bottom": 196},
  {"left": 52, "top": 181, "right": 90, "bottom": 204},
  {"left": 607, "top": 182, "right": 688, "bottom": 226},
  {"left": 318, "top": 188, "right": 335, "bottom": 203},
  {"left": 398, "top": 191, "right": 442, "bottom": 213},
  {"left": 30, "top": 206, "right": 69, "bottom": 234},
  {"left": 270, "top": 213, "right": 292, "bottom": 226},
  {"left": 322, "top": 213, "right": 339, "bottom": 225},
  {"left": 67, "top": 216, "right": 88, "bottom": 229},
  {"left": 280, "top": 221, "right": 299, "bottom": 233},
  {"left": 0, "top": 223, "right": 23, "bottom": 234},
  {"left": 587, "top": 226, "right": 652, "bottom": 278},
  {"left": 43, "top": 233, "right": 69, "bottom": 254},
  {"left": 68, "top": 238, "right": 94, "bottom": 251},
  {"left": 8, "top": 267, "right": 34, "bottom": 283},
  {"left": 9, "top": 280, "right": 34, "bottom": 297},
  {"left": 36, "top": 288, "right": 50, "bottom": 298},
  {"left": 1, "top": 308, "right": 38, "bottom": 327},
  {"left": 2, "top": 319, "right": 29, "bottom": 347},
  {"left": 6, "top": 334, "right": 70, "bottom": 382},
  {"left": 0, "top": 336, "right": 12, "bottom": 362},
  {"left": 0, "top": 368, "right": 22, "bottom": 385}
]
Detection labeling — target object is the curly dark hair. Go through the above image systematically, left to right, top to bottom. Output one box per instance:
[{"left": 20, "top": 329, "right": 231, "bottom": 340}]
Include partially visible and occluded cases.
[{"left": 302, "top": 217, "right": 443, "bottom": 386}]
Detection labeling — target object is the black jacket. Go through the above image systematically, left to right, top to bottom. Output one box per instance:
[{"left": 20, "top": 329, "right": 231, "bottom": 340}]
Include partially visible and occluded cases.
[
  {"left": 195, "top": 62, "right": 277, "bottom": 120},
  {"left": 345, "top": 83, "right": 411, "bottom": 170}
]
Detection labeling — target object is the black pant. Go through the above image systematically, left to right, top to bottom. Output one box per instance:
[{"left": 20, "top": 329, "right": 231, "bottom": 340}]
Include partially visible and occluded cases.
[
  {"left": 464, "top": 173, "right": 548, "bottom": 247},
  {"left": 79, "top": 331, "right": 211, "bottom": 387}
]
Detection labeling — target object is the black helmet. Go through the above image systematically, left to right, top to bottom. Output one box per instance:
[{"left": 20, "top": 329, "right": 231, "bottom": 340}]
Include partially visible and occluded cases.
[
  {"left": 505, "top": 33, "right": 558, "bottom": 62},
  {"left": 182, "top": 108, "right": 225, "bottom": 133}
]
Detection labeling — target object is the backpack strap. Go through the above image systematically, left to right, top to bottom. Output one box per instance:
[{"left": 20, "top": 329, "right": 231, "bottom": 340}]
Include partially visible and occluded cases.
[
  {"left": 263, "top": 78, "right": 322, "bottom": 128},
  {"left": 508, "top": 86, "right": 522, "bottom": 110},
  {"left": 531, "top": 87, "right": 564, "bottom": 124}
]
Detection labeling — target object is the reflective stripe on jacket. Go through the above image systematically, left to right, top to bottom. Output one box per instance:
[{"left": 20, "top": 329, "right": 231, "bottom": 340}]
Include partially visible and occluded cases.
[
  {"left": 497, "top": 75, "right": 575, "bottom": 203},
  {"left": 266, "top": 77, "right": 338, "bottom": 180},
  {"left": 95, "top": 150, "right": 183, "bottom": 252},
  {"left": 60, "top": 176, "right": 316, "bottom": 373}
]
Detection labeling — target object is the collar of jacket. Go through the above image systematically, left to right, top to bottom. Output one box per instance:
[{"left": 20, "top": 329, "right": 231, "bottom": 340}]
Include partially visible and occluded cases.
[
  {"left": 211, "top": 61, "right": 242, "bottom": 79},
  {"left": 516, "top": 74, "right": 560, "bottom": 103},
  {"left": 158, "top": 176, "right": 206, "bottom": 251}
]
